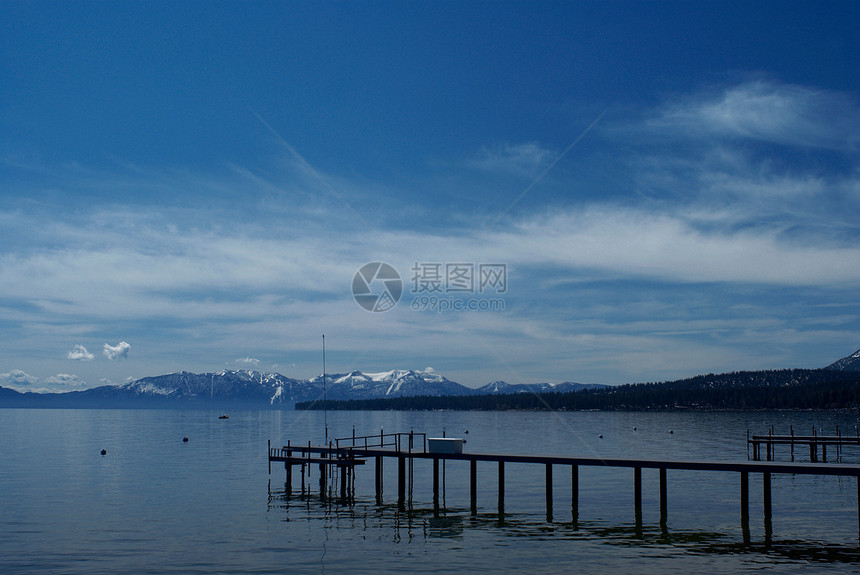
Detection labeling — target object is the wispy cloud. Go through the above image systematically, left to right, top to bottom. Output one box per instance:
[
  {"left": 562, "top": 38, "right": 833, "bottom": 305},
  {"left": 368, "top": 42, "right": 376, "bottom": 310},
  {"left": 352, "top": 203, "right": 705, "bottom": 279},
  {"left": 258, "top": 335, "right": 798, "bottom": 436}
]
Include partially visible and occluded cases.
[
  {"left": 1, "top": 79, "right": 857, "bottom": 386},
  {"left": 650, "top": 80, "right": 860, "bottom": 151},
  {"left": 471, "top": 142, "right": 555, "bottom": 176}
]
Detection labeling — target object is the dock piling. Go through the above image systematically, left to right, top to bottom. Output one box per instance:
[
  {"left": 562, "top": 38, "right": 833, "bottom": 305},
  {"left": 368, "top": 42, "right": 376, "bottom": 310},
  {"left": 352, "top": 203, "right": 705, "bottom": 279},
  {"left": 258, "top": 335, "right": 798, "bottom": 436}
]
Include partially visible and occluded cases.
[
  {"left": 397, "top": 454, "right": 406, "bottom": 510},
  {"left": 375, "top": 455, "right": 383, "bottom": 504},
  {"left": 433, "top": 457, "right": 440, "bottom": 509},
  {"left": 470, "top": 459, "right": 477, "bottom": 515},
  {"left": 498, "top": 461, "right": 505, "bottom": 518},
  {"left": 546, "top": 463, "right": 553, "bottom": 522},
  {"left": 571, "top": 465, "right": 579, "bottom": 526},
  {"left": 634, "top": 467, "right": 642, "bottom": 515},
  {"left": 659, "top": 467, "right": 668, "bottom": 528},
  {"left": 763, "top": 471, "right": 772, "bottom": 539}
]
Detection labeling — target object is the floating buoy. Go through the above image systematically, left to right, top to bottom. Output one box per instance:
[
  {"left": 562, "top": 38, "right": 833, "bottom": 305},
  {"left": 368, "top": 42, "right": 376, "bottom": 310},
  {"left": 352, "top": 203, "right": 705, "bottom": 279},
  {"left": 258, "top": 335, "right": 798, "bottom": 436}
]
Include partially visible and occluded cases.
[
  {"left": 633, "top": 427, "right": 637, "bottom": 431},
  {"left": 669, "top": 430, "right": 674, "bottom": 434},
  {"left": 598, "top": 434, "right": 604, "bottom": 439},
  {"left": 183, "top": 437, "right": 189, "bottom": 443},
  {"left": 100, "top": 449, "right": 107, "bottom": 456}
]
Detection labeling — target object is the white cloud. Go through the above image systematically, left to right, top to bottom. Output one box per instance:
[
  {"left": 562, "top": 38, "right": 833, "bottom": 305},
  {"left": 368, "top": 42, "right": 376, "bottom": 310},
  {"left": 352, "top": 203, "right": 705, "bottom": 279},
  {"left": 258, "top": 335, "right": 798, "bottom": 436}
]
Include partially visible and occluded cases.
[
  {"left": 489, "top": 206, "right": 860, "bottom": 286},
  {"left": 103, "top": 341, "right": 131, "bottom": 360},
  {"left": 67, "top": 344, "right": 95, "bottom": 361},
  {"left": 236, "top": 356, "right": 260, "bottom": 366},
  {"left": 0, "top": 369, "right": 40, "bottom": 388},
  {"left": 0, "top": 370, "right": 88, "bottom": 392},
  {"left": 44, "top": 373, "right": 86, "bottom": 388}
]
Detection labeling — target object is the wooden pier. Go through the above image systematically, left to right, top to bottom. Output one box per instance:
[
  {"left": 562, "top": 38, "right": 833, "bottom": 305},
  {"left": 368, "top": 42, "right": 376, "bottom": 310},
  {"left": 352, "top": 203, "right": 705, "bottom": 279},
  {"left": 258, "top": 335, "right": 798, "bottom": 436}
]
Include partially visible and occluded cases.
[
  {"left": 748, "top": 425, "right": 860, "bottom": 462},
  {"left": 269, "top": 431, "right": 860, "bottom": 543}
]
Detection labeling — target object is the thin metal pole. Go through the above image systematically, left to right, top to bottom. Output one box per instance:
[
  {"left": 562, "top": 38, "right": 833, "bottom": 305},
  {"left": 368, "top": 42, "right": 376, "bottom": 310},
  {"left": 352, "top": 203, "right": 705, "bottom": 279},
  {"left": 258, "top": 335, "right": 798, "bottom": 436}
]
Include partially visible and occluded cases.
[{"left": 322, "top": 335, "right": 328, "bottom": 443}]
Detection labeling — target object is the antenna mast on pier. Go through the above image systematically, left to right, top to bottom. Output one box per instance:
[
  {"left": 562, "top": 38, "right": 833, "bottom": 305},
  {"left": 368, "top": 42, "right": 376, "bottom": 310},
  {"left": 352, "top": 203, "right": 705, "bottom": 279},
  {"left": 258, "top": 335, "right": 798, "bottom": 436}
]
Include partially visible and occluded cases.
[{"left": 322, "top": 334, "right": 328, "bottom": 443}]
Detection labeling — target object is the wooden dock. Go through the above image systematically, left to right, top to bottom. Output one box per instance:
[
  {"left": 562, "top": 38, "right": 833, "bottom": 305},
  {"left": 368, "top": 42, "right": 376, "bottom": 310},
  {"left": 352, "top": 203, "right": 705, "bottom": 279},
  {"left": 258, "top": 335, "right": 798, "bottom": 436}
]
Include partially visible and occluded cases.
[
  {"left": 748, "top": 425, "right": 860, "bottom": 462},
  {"left": 269, "top": 431, "right": 860, "bottom": 543}
]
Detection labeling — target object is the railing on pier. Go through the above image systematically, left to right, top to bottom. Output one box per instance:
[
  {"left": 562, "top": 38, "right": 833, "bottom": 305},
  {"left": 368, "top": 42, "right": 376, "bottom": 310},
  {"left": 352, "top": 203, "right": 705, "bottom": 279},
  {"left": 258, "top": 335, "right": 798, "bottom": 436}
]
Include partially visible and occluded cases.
[
  {"left": 748, "top": 425, "right": 860, "bottom": 462},
  {"left": 334, "top": 429, "right": 427, "bottom": 453},
  {"left": 270, "top": 434, "right": 860, "bottom": 544}
]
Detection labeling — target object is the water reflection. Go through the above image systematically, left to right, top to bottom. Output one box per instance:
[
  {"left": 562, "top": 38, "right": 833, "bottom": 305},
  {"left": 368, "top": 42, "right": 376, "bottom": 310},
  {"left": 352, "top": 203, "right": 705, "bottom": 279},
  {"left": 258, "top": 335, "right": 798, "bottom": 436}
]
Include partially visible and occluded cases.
[{"left": 267, "top": 483, "right": 860, "bottom": 566}]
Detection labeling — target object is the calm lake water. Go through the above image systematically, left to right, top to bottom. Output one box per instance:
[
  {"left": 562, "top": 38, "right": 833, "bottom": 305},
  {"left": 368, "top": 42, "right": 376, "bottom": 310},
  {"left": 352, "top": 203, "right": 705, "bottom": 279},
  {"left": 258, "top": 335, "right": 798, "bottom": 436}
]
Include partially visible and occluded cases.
[{"left": 3, "top": 408, "right": 860, "bottom": 574}]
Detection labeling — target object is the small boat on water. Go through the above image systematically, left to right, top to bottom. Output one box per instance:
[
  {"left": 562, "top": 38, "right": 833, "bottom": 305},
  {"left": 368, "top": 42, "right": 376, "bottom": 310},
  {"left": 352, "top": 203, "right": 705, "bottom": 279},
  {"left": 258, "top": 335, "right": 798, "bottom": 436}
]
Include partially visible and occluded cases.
[{"left": 218, "top": 414, "right": 229, "bottom": 420}]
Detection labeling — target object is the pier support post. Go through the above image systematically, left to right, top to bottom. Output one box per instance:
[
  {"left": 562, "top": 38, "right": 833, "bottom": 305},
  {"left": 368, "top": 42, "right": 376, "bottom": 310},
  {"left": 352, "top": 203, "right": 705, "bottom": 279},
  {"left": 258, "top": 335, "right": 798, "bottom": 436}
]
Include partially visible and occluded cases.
[
  {"left": 397, "top": 454, "right": 406, "bottom": 510},
  {"left": 375, "top": 456, "right": 383, "bottom": 505},
  {"left": 433, "top": 457, "right": 440, "bottom": 509},
  {"left": 470, "top": 459, "right": 477, "bottom": 516},
  {"left": 285, "top": 461, "right": 292, "bottom": 494},
  {"left": 498, "top": 461, "right": 505, "bottom": 518},
  {"left": 300, "top": 463, "right": 306, "bottom": 495},
  {"left": 319, "top": 463, "right": 327, "bottom": 500},
  {"left": 546, "top": 463, "right": 553, "bottom": 522},
  {"left": 571, "top": 465, "right": 579, "bottom": 526},
  {"left": 634, "top": 467, "right": 642, "bottom": 513},
  {"left": 634, "top": 467, "right": 642, "bottom": 534},
  {"left": 659, "top": 467, "right": 668, "bottom": 529},
  {"left": 741, "top": 471, "right": 750, "bottom": 543},
  {"left": 763, "top": 472, "right": 773, "bottom": 543},
  {"left": 856, "top": 476, "right": 860, "bottom": 544}
]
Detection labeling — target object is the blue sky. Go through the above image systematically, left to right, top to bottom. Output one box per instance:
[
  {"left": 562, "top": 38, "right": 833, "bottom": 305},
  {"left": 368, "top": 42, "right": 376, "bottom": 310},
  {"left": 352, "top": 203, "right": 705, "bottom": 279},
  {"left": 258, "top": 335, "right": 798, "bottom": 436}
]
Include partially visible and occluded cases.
[{"left": 2, "top": 1, "right": 860, "bottom": 392}]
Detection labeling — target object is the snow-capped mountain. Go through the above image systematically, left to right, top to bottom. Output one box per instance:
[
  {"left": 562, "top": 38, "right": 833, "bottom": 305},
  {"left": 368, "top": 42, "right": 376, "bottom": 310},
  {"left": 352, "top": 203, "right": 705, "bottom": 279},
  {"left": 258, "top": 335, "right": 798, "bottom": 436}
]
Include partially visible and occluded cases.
[
  {"left": 825, "top": 349, "right": 860, "bottom": 371},
  {"left": 109, "top": 368, "right": 476, "bottom": 406},
  {"left": 314, "top": 368, "right": 473, "bottom": 399},
  {"left": 121, "top": 370, "right": 313, "bottom": 405},
  {"left": 477, "top": 380, "right": 606, "bottom": 394}
]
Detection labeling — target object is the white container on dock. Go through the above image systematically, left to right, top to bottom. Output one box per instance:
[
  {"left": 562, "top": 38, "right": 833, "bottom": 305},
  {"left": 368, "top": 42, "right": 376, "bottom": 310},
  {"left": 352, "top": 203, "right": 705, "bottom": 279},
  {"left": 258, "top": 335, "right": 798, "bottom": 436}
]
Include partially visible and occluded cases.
[{"left": 428, "top": 438, "right": 464, "bottom": 454}]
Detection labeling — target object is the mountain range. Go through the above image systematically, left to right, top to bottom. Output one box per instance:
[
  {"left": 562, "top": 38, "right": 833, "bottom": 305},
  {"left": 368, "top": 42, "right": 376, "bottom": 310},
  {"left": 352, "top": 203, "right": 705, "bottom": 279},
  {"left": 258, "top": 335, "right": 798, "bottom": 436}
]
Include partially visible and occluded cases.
[
  {"left": 1, "top": 348, "right": 857, "bottom": 410},
  {"left": 0, "top": 367, "right": 604, "bottom": 409}
]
